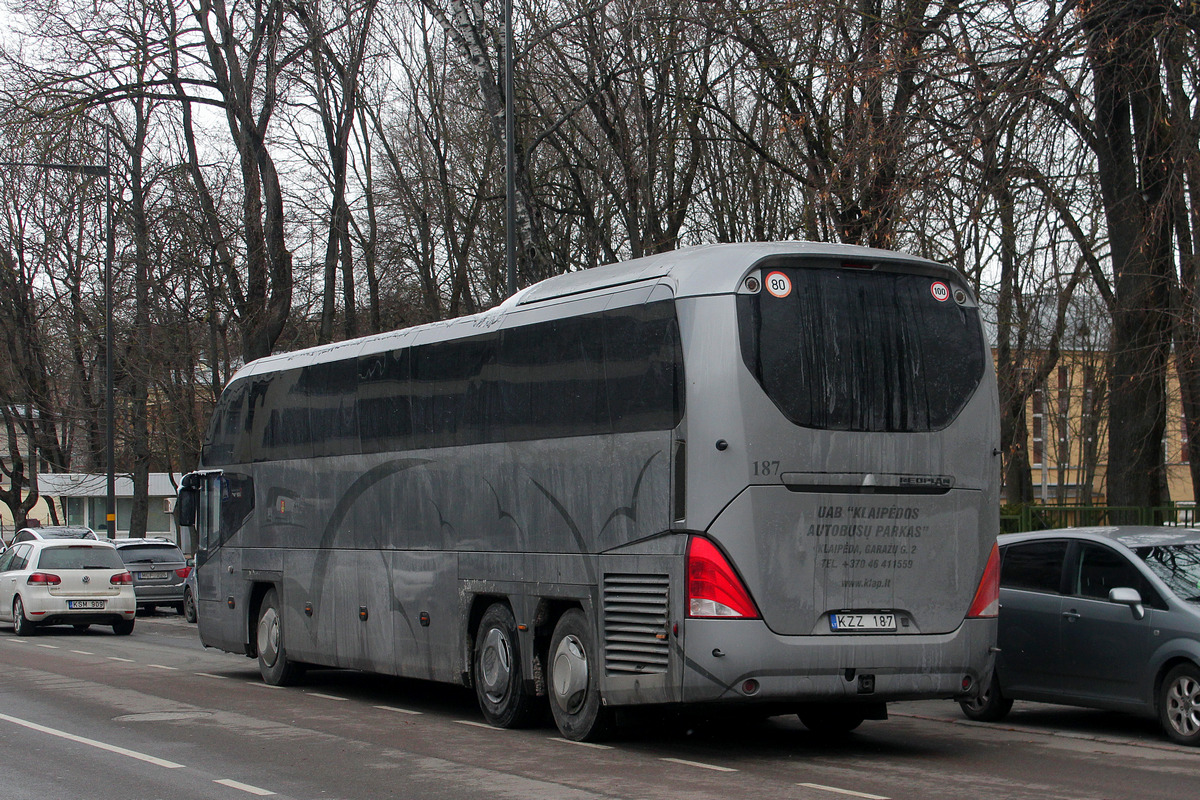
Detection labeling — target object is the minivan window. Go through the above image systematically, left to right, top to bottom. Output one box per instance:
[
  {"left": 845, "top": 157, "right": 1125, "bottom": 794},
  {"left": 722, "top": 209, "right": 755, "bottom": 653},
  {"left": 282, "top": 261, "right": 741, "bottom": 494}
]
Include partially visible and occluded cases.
[
  {"left": 737, "top": 264, "right": 985, "bottom": 432},
  {"left": 1001, "top": 540, "right": 1068, "bottom": 593},
  {"left": 1072, "top": 543, "right": 1164, "bottom": 608},
  {"left": 1134, "top": 544, "right": 1200, "bottom": 603}
]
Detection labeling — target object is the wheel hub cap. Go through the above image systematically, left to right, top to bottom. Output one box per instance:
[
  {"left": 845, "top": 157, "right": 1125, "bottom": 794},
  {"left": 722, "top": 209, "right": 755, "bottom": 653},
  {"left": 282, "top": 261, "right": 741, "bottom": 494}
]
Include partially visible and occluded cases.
[
  {"left": 257, "top": 607, "right": 280, "bottom": 668},
  {"left": 480, "top": 627, "right": 512, "bottom": 703},
  {"left": 552, "top": 634, "right": 589, "bottom": 713},
  {"left": 1166, "top": 674, "right": 1200, "bottom": 737}
]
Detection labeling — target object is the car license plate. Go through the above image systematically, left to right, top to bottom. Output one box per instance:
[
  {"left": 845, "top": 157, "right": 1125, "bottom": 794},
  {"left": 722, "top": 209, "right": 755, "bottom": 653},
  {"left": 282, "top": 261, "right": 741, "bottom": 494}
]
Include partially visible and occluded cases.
[
  {"left": 139, "top": 571, "right": 168, "bottom": 580},
  {"left": 68, "top": 600, "right": 106, "bottom": 610},
  {"left": 830, "top": 612, "right": 896, "bottom": 632}
]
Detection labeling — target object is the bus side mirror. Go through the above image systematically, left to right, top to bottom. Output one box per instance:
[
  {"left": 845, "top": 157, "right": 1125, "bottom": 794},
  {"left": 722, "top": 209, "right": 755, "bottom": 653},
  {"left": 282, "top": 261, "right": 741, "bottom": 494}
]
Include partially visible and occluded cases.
[{"left": 176, "top": 487, "right": 198, "bottom": 556}]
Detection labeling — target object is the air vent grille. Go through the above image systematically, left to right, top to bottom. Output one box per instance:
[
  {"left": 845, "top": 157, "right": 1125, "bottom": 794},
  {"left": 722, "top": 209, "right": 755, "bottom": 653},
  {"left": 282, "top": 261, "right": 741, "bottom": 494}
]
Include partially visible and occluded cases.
[{"left": 603, "top": 573, "right": 670, "bottom": 675}]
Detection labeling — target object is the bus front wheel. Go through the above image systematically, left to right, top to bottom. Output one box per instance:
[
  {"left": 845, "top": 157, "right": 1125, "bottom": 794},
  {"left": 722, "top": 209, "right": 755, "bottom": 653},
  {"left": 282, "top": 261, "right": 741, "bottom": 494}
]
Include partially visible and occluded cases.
[
  {"left": 256, "top": 588, "right": 305, "bottom": 686},
  {"left": 473, "top": 603, "right": 537, "bottom": 728},
  {"left": 548, "top": 608, "right": 610, "bottom": 741}
]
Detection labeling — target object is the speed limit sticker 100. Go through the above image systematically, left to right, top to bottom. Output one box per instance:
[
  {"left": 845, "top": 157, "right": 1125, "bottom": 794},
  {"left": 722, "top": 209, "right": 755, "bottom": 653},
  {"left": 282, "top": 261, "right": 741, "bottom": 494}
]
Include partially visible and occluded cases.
[{"left": 764, "top": 271, "right": 792, "bottom": 298}]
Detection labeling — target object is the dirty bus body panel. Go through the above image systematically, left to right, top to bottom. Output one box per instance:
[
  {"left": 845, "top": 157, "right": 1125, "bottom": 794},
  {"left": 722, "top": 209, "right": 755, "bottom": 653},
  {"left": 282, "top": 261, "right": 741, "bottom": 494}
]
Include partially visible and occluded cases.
[{"left": 178, "top": 242, "right": 999, "bottom": 740}]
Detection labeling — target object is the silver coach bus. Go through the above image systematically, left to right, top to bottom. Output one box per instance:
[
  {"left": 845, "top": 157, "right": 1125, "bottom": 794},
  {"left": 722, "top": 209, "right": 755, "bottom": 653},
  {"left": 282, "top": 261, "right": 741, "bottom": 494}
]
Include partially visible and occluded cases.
[{"left": 176, "top": 242, "right": 1000, "bottom": 741}]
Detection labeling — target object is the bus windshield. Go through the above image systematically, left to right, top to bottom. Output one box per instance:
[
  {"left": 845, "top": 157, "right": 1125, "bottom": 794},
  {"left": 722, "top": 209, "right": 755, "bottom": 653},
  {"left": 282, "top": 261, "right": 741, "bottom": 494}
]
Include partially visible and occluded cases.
[{"left": 737, "top": 265, "right": 985, "bottom": 432}]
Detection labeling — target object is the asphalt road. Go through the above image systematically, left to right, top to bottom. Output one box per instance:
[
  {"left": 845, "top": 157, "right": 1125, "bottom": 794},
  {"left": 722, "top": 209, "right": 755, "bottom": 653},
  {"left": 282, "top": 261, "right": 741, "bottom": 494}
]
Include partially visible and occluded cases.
[{"left": 0, "top": 614, "right": 1196, "bottom": 800}]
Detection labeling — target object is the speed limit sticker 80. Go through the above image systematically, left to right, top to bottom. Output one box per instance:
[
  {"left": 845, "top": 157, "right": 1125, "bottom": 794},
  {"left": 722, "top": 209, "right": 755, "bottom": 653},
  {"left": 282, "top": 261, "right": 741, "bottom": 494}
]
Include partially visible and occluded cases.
[{"left": 764, "top": 271, "right": 792, "bottom": 298}]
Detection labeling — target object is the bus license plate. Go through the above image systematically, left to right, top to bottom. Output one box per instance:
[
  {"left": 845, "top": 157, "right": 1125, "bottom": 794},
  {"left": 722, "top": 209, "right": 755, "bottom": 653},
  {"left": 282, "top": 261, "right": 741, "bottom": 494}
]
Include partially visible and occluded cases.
[
  {"left": 139, "top": 572, "right": 168, "bottom": 580},
  {"left": 68, "top": 600, "right": 106, "bottom": 610},
  {"left": 830, "top": 613, "right": 896, "bottom": 632}
]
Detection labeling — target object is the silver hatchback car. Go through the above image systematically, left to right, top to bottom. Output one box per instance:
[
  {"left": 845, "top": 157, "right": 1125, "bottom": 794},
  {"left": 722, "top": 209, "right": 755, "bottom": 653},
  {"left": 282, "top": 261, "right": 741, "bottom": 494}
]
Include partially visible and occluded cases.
[{"left": 961, "top": 526, "right": 1200, "bottom": 745}]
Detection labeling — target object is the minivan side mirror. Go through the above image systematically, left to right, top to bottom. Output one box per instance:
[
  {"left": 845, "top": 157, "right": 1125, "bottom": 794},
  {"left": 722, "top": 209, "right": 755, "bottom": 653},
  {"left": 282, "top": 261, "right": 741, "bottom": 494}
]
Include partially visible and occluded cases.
[{"left": 1109, "top": 587, "right": 1145, "bottom": 620}]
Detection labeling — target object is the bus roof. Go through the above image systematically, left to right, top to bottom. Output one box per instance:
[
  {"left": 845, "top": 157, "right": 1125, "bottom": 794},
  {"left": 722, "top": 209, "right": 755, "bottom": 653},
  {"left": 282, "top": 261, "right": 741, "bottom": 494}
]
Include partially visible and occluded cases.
[{"left": 230, "top": 241, "right": 947, "bottom": 382}]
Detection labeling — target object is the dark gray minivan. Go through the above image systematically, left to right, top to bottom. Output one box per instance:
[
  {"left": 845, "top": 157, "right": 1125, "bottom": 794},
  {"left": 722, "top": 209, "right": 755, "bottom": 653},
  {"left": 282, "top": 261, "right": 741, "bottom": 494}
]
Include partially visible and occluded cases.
[{"left": 962, "top": 526, "right": 1200, "bottom": 745}]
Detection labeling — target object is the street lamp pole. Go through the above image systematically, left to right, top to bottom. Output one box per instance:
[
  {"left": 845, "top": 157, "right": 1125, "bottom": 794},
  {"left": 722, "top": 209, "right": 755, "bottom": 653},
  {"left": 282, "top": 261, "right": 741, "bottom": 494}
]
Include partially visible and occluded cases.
[
  {"left": 504, "top": 0, "right": 516, "bottom": 297},
  {"left": 103, "top": 132, "right": 116, "bottom": 537},
  {"left": 2, "top": 150, "right": 116, "bottom": 536}
]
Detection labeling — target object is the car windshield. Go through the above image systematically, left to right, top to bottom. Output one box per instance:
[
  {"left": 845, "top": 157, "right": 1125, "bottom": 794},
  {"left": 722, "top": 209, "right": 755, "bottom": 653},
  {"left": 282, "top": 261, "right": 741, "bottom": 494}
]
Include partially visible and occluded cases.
[
  {"left": 1134, "top": 544, "right": 1200, "bottom": 602},
  {"left": 117, "top": 545, "right": 184, "bottom": 563},
  {"left": 37, "top": 546, "right": 125, "bottom": 570}
]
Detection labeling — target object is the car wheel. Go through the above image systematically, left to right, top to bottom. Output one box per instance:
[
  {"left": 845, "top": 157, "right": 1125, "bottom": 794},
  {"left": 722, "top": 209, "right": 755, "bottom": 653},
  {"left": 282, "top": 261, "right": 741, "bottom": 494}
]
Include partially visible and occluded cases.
[
  {"left": 183, "top": 587, "right": 197, "bottom": 623},
  {"left": 256, "top": 587, "right": 304, "bottom": 685},
  {"left": 12, "top": 597, "right": 36, "bottom": 636},
  {"left": 473, "top": 603, "right": 538, "bottom": 729},
  {"left": 548, "top": 608, "right": 610, "bottom": 741},
  {"left": 112, "top": 618, "right": 135, "bottom": 636},
  {"left": 73, "top": 624, "right": 91, "bottom": 633},
  {"left": 1159, "top": 663, "right": 1200, "bottom": 745},
  {"left": 959, "top": 671, "right": 1013, "bottom": 722},
  {"left": 798, "top": 704, "right": 868, "bottom": 734}
]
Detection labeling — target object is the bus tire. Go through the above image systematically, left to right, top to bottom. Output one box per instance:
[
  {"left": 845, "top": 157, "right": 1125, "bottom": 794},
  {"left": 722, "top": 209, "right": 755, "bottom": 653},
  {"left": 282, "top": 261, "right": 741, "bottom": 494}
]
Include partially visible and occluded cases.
[
  {"left": 256, "top": 588, "right": 305, "bottom": 686},
  {"left": 473, "top": 604, "right": 537, "bottom": 728},
  {"left": 548, "top": 608, "right": 610, "bottom": 741},
  {"left": 1159, "top": 662, "right": 1200, "bottom": 745},
  {"left": 959, "top": 670, "right": 1013, "bottom": 722},
  {"left": 798, "top": 704, "right": 866, "bottom": 734}
]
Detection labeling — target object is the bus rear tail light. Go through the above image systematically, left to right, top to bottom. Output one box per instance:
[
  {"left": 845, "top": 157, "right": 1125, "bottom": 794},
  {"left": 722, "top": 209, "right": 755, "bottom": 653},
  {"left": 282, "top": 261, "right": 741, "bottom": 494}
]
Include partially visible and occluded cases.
[
  {"left": 687, "top": 537, "right": 760, "bottom": 619},
  {"left": 967, "top": 542, "right": 1001, "bottom": 618},
  {"left": 27, "top": 572, "right": 61, "bottom": 586},
  {"left": 111, "top": 572, "right": 133, "bottom": 585}
]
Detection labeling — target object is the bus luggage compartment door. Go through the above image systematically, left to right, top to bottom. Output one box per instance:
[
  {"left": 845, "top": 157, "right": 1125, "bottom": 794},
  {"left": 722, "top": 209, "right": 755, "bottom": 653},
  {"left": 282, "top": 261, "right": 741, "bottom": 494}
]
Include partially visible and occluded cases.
[{"left": 705, "top": 486, "right": 988, "bottom": 638}]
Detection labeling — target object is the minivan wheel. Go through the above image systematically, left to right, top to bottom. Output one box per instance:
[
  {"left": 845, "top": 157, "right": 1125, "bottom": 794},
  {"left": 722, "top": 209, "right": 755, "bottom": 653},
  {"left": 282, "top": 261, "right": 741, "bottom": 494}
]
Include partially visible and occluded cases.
[
  {"left": 1159, "top": 663, "right": 1200, "bottom": 745},
  {"left": 959, "top": 671, "right": 1013, "bottom": 722}
]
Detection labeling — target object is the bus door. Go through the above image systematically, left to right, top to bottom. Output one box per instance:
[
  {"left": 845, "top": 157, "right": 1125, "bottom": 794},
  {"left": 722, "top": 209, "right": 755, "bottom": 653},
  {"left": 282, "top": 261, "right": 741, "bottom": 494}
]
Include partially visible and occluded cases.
[{"left": 182, "top": 471, "right": 245, "bottom": 653}]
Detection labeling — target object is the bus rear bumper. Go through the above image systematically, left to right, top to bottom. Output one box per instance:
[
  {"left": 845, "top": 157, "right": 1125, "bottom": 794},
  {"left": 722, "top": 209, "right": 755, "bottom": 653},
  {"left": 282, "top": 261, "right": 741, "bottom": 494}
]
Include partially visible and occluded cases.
[{"left": 678, "top": 616, "right": 997, "bottom": 705}]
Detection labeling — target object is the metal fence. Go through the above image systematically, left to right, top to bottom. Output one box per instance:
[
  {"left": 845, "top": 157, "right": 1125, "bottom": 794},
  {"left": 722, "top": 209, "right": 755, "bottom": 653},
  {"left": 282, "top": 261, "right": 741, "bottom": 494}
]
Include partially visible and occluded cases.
[{"left": 1000, "top": 504, "right": 1197, "bottom": 533}]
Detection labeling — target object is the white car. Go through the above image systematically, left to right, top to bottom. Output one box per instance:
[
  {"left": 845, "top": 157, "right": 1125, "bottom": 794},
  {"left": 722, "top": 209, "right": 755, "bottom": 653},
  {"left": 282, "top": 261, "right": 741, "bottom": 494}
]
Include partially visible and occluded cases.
[{"left": 0, "top": 539, "right": 136, "bottom": 635}]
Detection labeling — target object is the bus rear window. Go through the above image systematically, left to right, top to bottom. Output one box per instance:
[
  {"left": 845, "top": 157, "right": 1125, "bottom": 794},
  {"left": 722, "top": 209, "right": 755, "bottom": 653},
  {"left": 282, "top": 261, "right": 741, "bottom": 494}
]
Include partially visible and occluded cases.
[{"left": 737, "top": 265, "right": 985, "bottom": 432}]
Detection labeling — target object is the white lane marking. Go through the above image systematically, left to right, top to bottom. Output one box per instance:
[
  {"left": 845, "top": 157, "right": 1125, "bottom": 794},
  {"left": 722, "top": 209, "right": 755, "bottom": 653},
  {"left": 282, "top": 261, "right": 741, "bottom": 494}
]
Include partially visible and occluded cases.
[
  {"left": 9, "top": 638, "right": 29, "bottom": 643},
  {"left": 35, "top": 643, "right": 58, "bottom": 649},
  {"left": 70, "top": 650, "right": 94, "bottom": 655},
  {"left": 107, "top": 656, "right": 135, "bottom": 663},
  {"left": 147, "top": 664, "right": 178, "bottom": 670},
  {"left": 194, "top": 672, "right": 228, "bottom": 680},
  {"left": 246, "top": 682, "right": 284, "bottom": 690},
  {"left": 304, "top": 692, "right": 347, "bottom": 701},
  {"left": 373, "top": 705, "right": 422, "bottom": 715},
  {"left": 0, "top": 712, "right": 184, "bottom": 769},
  {"left": 455, "top": 720, "right": 497, "bottom": 729},
  {"left": 549, "top": 737, "right": 613, "bottom": 750},
  {"left": 660, "top": 757, "right": 737, "bottom": 773},
  {"left": 214, "top": 778, "right": 276, "bottom": 796},
  {"left": 799, "top": 783, "right": 890, "bottom": 800}
]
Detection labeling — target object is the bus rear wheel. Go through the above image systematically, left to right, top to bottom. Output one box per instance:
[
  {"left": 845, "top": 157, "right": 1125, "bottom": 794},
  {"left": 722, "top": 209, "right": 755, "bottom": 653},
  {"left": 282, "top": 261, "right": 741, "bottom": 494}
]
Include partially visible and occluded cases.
[
  {"left": 256, "top": 588, "right": 305, "bottom": 686},
  {"left": 473, "top": 604, "right": 537, "bottom": 728},
  {"left": 548, "top": 608, "right": 610, "bottom": 741},
  {"left": 798, "top": 703, "right": 866, "bottom": 734}
]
